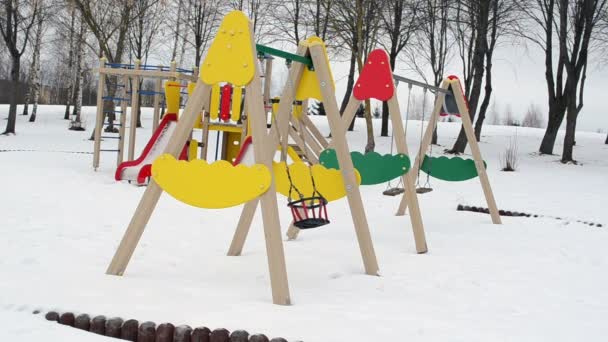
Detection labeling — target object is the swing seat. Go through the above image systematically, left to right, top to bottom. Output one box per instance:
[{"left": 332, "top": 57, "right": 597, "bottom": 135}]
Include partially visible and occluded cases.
[
  {"left": 319, "top": 149, "right": 410, "bottom": 185},
  {"left": 152, "top": 155, "right": 272, "bottom": 209},
  {"left": 420, "top": 155, "right": 487, "bottom": 182},
  {"left": 383, "top": 187, "right": 405, "bottom": 196},
  {"left": 416, "top": 187, "right": 433, "bottom": 194},
  {"left": 288, "top": 196, "right": 330, "bottom": 229}
]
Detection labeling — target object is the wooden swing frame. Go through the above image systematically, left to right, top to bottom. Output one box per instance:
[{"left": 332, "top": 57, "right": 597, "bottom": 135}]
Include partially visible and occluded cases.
[
  {"left": 106, "top": 14, "right": 380, "bottom": 306},
  {"left": 396, "top": 76, "right": 502, "bottom": 225}
]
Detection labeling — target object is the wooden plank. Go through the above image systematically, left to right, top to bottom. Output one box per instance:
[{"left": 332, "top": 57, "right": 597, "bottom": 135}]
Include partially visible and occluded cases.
[
  {"left": 244, "top": 25, "right": 291, "bottom": 304},
  {"left": 310, "top": 45, "right": 379, "bottom": 276},
  {"left": 228, "top": 46, "right": 307, "bottom": 254},
  {"left": 93, "top": 58, "right": 106, "bottom": 170},
  {"left": 128, "top": 60, "right": 141, "bottom": 161},
  {"left": 152, "top": 76, "right": 162, "bottom": 131},
  {"left": 450, "top": 79, "right": 502, "bottom": 224},
  {"left": 106, "top": 81, "right": 211, "bottom": 276},
  {"left": 396, "top": 86, "right": 446, "bottom": 216},
  {"left": 339, "top": 95, "right": 362, "bottom": 133},
  {"left": 387, "top": 96, "right": 427, "bottom": 253},
  {"left": 300, "top": 113, "right": 329, "bottom": 148},
  {"left": 288, "top": 125, "right": 318, "bottom": 163},
  {"left": 227, "top": 199, "right": 259, "bottom": 256}
]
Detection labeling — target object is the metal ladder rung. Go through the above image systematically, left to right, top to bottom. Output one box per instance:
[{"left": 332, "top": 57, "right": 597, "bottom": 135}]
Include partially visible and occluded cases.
[
  {"left": 102, "top": 97, "right": 130, "bottom": 102},
  {"left": 103, "top": 123, "right": 122, "bottom": 126},
  {"left": 101, "top": 136, "right": 121, "bottom": 139},
  {"left": 100, "top": 149, "right": 120, "bottom": 152}
]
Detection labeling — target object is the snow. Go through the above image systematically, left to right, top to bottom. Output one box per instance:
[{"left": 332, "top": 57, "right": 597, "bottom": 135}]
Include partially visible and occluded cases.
[{"left": 1, "top": 105, "right": 607, "bottom": 341}]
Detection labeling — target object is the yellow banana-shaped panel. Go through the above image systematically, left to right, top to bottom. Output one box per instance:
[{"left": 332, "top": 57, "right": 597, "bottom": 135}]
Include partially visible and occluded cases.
[{"left": 153, "top": 155, "right": 271, "bottom": 209}]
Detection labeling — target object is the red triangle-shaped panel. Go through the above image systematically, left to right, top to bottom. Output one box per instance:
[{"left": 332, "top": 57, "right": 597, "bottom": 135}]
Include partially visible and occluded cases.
[{"left": 353, "top": 49, "right": 395, "bottom": 101}]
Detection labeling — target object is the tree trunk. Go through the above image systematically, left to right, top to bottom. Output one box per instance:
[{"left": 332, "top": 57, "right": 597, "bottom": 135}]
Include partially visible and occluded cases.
[
  {"left": 64, "top": 8, "right": 76, "bottom": 120},
  {"left": 29, "top": 16, "right": 44, "bottom": 123},
  {"left": 71, "top": 18, "right": 85, "bottom": 123},
  {"left": 341, "top": 51, "right": 356, "bottom": 129},
  {"left": 4, "top": 56, "right": 20, "bottom": 134},
  {"left": 474, "top": 56, "right": 494, "bottom": 141},
  {"left": 561, "top": 87, "right": 578, "bottom": 163},
  {"left": 364, "top": 98, "right": 375, "bottom": 152},
  {"left": 381, "top": 101, "right": 389, "bottom": 137},
  {"left": 539, "top": 103, "right": 566, "bottom": 154},
  {"left": 605, "top": 133, "right": 608, "bottom": 144}
]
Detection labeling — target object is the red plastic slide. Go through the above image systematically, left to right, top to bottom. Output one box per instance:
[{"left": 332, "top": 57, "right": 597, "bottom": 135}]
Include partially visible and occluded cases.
[{"left": 115, "top": 113, "right": 188, "bottom": 185}]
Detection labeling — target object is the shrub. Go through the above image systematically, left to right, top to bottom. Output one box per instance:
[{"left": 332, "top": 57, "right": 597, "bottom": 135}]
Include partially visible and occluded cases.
[{"left": 500, "top": 134, "right": 519, "bottom": 172}]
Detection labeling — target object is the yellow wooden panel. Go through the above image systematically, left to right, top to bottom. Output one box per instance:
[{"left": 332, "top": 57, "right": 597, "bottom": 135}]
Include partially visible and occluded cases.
[
  {"left": 200, "top": 11, "right": 254, "bottom": 87},
  {"left": 295, "top": 37, "right": 335, "bottom": 101},
  {"left": 165, "top": 81, "right": 181, "bottom": 114},
  {"left": 187, "top": 82, "right": 196, "bottom": 96},
  {"left": 210, "top": 84, "right": 220, "bottom": 120},
  {"left": 231, "top": 87, "right": 243, "bottom": 122},
  {"left": 293, "top": 101, "right": 303, "bottom": 119},
  {"left": 208, "top": 124, "right": 242, "bottom": 133},
  {"left": 224, "top": 131, "right": 242, "bottom": 163},
  {"left": 188, "top": 139, "right": 199, "bottom": 161},
  {"left": 152, "top": 155, "right": 271, "bottom": 209},
  {"left": 273, "top": 162, "right": 360, "bottom": 202}
]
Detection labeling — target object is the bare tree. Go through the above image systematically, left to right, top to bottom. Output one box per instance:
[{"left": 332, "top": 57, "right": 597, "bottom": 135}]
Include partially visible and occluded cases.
[
  {"left": 0, "top": 0, "right": 39, "bottom": 135},
  {"left": 73, "top": 0, "right": 135, "bottom": 133},
  {"left": 186, "top": 0, "right": 220, "bottom": 67},
  {"left": 332, "top": 0, "right": 382, "bottom": 151},
  {"left": 379, "top": 0, "right": 420, "bottom": 137},
  {"left": 409, "top": 0, "right": 450, "bottom": 145},
  {"left": 447, "top": 0, "right": 491, "bottom": 153},
  {"left": 517, "top": 0, "right": 607, "bottom": 162},
  {"left": 62, "top": 4, "right": 76, "bottom": 120},
  {"left": 26, "top": 6, "right": 45, "bottom": 122},
  {"left": 69, "top": 15, "right": 86, "bottom": 127}
]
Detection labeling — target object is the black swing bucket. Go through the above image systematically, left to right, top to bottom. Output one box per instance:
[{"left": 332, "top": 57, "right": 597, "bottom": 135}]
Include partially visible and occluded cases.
[
  {"left": 383, "top": 187, "right": 405, "bottom": 196},
  {"left": 288, "top": 196, "right": 330, "bottom": 229}
]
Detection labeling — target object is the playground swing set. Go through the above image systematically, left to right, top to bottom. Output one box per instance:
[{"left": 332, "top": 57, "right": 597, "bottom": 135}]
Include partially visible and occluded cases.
[{"left": 101, "top": 11, "right": 501, "bottom": 305}]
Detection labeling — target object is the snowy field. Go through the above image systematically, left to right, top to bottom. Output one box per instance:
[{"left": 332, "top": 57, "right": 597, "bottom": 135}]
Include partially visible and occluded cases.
[{"left": 1, "top": 105, "right": 607, "bottom": 341}]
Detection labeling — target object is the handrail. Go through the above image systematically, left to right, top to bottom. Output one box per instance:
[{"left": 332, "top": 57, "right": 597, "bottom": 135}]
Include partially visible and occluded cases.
[
  {"left": 255, "top": 44, "right": 313, "bottom": 68},
  {"left": 393, "top": 74, "right": 449, "bottom": 94}
]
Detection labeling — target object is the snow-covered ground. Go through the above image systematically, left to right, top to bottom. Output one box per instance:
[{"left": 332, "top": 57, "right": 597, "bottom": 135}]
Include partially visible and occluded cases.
[{"left": 1, "top": 105, "right": 607, "bottom": 341}]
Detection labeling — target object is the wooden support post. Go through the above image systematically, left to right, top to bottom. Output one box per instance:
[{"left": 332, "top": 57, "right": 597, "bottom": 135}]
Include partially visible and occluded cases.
[
  {"left": 245, "top": 34, "right": 291, "bottom": 306},
  {"left": 228, "top": 45, "right": 307, "bottom": 257},
  {"left": 310, "top": 45, "right": 379, "bottom": 276},
  {"left": 93, "top": 58, "right": 106, "bottom": 170},
  {"left": 263, "top": 58, "right": 273, "bottom": 104},
  {"left": 128, "top": 60, "right": 141, "bottom": 161},
  {"left": 117, "top": 75, "right": 129, "bottom": 165},
  {"left": 152, "top": 75, "right": 162, "bottom": 131},
  {"left": 106, "top": 80, "right": 211, "bottom": 276},
  {"left": 450, "top": 81, "right": 502, "bottom": 224},
  {"left": 396, "top": 87, "right": 445, "bottom": 216},
  {"left": 387, "top": 96, "right": 427, "bottom": 253},
  {"left": 300, "top": 113, "right": 329, "bottom": 148},
  {"left": 227, "top": 199, "right": 259, "bottom": 256}
]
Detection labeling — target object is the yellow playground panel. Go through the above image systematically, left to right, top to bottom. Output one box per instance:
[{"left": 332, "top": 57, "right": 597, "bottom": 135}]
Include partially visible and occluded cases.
[{"left": 152, "top": 155, "right": 272, "bottom": 209}]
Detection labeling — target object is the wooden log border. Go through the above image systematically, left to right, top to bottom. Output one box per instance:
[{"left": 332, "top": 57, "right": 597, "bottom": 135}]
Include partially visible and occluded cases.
[
  {"left": 456, "top": 204, "right": 603, "bottom": 227},
  {"left": 38, "top": 310, "right": 294, "bottom": 342}
]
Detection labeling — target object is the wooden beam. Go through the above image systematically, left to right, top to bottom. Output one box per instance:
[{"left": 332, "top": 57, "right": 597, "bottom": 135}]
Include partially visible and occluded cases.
[
  {"left": 310, "top": 44, "right": 379, "bottom": 276},
  {"left": 93, "top": 58, "right": 106, "bottom": 170},
  {"left": 128, "top": 60, "right": 141, "bottom": 161},
  {"left": 106, "top": 80, "right": 211, "bottom": 276},
  {"left": 450, "top": 80, "right": 502, "bottom": 224},
  {"left": 396, "top": 87, "right": 445, "bottom": 216},
  {"left": 387, "top": 96, "right": 427, "bottom": 253}
]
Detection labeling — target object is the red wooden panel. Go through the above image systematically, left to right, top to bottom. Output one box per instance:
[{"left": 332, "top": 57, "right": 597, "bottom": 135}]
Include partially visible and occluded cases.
[{"left": 353, "top": 49, "right": 395, "bottom": 101}]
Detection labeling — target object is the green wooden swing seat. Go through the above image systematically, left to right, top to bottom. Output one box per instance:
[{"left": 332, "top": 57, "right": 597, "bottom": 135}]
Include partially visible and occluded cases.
[
  {"left": 319, "top": 149, "right": 411, "bottom": 185},
  {"left": 419, "top": 155, "right": 487, "bottom": 182}
]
